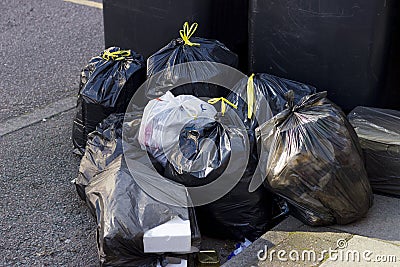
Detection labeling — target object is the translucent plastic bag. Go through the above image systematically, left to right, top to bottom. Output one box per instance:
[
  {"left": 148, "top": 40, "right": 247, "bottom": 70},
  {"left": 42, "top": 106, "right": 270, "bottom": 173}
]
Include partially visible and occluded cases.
[
  {"left": 72, "top": 47, "right": 146, "bottom": 155},
  {"left": 257, "top": 92, "right": 373, "bottom": 226},
  {"left": 348, "top": 106, "right": 400, "bottom": 197},
  {"left": 75, "top": 113, "right": 124, "bottom": 201},
  {"left": 162, "top": 117, "right": 231, "bottom": 186}
]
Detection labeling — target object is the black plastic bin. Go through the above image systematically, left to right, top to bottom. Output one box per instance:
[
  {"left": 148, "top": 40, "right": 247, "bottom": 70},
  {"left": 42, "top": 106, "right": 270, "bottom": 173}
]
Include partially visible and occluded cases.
[
  {"left": 103, "top": 0, "right": 248, "bottom": 72},
  {"left": 248, "top": 0, "right": 399, "bottom": 111}
]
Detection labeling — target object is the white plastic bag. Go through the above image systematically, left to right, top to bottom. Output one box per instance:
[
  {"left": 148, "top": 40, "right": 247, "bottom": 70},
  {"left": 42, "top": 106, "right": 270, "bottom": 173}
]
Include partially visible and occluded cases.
[{"left": 139, "top": 91, "right": 217, "bottom": 166}]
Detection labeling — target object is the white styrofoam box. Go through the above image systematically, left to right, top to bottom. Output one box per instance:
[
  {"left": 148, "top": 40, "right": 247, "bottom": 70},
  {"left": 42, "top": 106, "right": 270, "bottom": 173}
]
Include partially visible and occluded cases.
[
  {"left": 143, "top": 216, "right": 191, "bottom": 253},
  {"left": 156, "top": 259, "right": 187, "bottom": 267}
]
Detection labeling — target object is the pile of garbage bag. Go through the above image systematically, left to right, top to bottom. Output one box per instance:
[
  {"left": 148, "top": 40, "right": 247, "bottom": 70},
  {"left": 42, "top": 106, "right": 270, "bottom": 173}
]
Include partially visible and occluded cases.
[
  {"left": 72, "top": 22, "right": 376, "bottom": 266},
  {"left": 145, "top": 24, "right": 293, "bottom": 241},
  {"left": 348, "top": 107, "right": 400, "bottom": 197}
]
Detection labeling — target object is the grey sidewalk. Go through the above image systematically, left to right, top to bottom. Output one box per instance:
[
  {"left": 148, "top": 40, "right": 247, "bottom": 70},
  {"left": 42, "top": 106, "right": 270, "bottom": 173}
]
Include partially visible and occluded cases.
[{"left": 223, "top": 194, "right": 400, "bottom": 267}]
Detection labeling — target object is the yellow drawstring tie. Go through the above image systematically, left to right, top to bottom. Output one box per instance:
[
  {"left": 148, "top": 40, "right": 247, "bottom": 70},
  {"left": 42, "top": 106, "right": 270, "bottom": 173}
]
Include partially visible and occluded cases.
[
  {"left": 179, "top": 22, "right": 200, "bottom": 46},
  {"left": 102, "top": 49, "right": 131, "bottom": 61},
  {"left": 247, "top": 74, "right": 255, "bottom": 119},
  {"left": 208, "top": 97, "right": 238, "bottom": 116}
]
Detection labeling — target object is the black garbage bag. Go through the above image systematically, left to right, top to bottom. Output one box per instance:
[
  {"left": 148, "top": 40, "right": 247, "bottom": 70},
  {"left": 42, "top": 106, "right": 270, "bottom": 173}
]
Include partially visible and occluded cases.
[
  {"left": 146, "top": 22, "right": 238, "bottom": 98},
  {"left": 72, "top": 47, "right": 146, "bottom": 155},
  {"left": 222, "top": 73, "right": 316, "bottom": 192},
  {"left": 227, "top": 73, "right": 317, "bottom": 126},
  {"left": 138, "top": 91, "right": 230, "bottom": 186},
  {"left": 256, "top": 92, "right": 373, "bottom": 226},
  {"left": 348, "top": 106, "right": 400, "bottom": 197},
  {"left": 188, "top": 107, "right": 288, "bottom": 241},
  {"left": 75, "top": 113, "right": 201, "bottom": 266},
  {"left": 75, "top": 113, "right": 125, "bottom": 201},
  {"left": 163, "top": 117, "right": 231, "bottom": 187},
  {"left": 86, "top": 157, "right": 199, "bottom": 267},
  {"left": 194, "top": 177, "right": 278, "bottom": 242}
]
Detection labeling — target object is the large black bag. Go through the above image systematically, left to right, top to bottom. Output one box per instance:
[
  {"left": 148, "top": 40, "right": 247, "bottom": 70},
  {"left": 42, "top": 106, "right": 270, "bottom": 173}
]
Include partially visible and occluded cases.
[
  {"left": 146, "top": 22, "right": 238, "bottom": 98},
  {"left": 72, "top": 47, "right": 146, "bottom": 155},
  {"left": 224, "top": 73, "right": 317, "bottom": 191},
  {"left": 257, "top": 92, "right": 373, "bottom": 226},
  {"left": 348, "top": 106, "right": 400, "bottom": 197},
  {"left": 75, "top": 113, "right": 200, "bottom": 266},
  {"left": 174, "top": 117, "right": 277, "bottom": 241}
]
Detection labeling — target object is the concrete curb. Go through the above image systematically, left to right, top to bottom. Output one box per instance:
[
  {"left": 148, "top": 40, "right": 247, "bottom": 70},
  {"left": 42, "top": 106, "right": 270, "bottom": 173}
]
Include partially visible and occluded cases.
[{"left": 0, "top": 96, "right": 76, "bottom": 137}]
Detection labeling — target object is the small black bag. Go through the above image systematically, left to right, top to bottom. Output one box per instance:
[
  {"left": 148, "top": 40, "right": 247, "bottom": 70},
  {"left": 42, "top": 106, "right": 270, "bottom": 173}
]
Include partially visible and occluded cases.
[
  {"left": 146, "top": 22, "right": 238, "bottom": 98},
  {"left": 72, "top": 47, "right": 145, "bottom": 155}
]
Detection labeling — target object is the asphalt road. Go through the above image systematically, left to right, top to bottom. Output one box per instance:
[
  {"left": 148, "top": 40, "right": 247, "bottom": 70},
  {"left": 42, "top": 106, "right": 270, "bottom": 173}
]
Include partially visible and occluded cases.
[
  {"left": 0, "top": 0, "right": 103, "bottom": 266},
  {"left": 0, "top": 0, "right": 104, "bottom": 123},
  {"left": 0, "top": 1, "right": 236, "bottom": 266},
  {"left": 0, "top": 110, "right": 98, "bottom": 266}
]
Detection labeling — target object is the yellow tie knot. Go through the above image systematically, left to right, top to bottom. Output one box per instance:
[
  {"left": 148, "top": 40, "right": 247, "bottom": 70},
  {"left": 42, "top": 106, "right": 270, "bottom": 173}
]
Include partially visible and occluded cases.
[
  {"left": 179, "top": 22, "right": 200, "bottom": 47},
  {"left": 102, "top": 49, "right": 131, "bottom": 61},
  {"left": 208, "top": 97, "right": 238, "bottom": 116}
]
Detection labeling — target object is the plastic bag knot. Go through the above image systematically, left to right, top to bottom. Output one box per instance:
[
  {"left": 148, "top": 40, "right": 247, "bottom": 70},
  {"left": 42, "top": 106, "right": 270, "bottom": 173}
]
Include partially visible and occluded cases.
[
  {"left": 179, "top": 22, "right": 200, "bottom": 46},
  {"left": 102, "top": 49, "right": 131, "bottom": 61},
  {"left": 208, "top": 97, "right": 238, "bottom": 116}
]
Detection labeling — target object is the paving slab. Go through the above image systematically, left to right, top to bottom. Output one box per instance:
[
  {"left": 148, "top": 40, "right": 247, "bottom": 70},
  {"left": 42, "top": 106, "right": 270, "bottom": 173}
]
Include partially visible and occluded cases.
[
  {"left": 222, "top": 194, "right": 400, "bottom": 267},
  {"left": 327, "top": 194, "right": 400, "bottom": 241}
]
